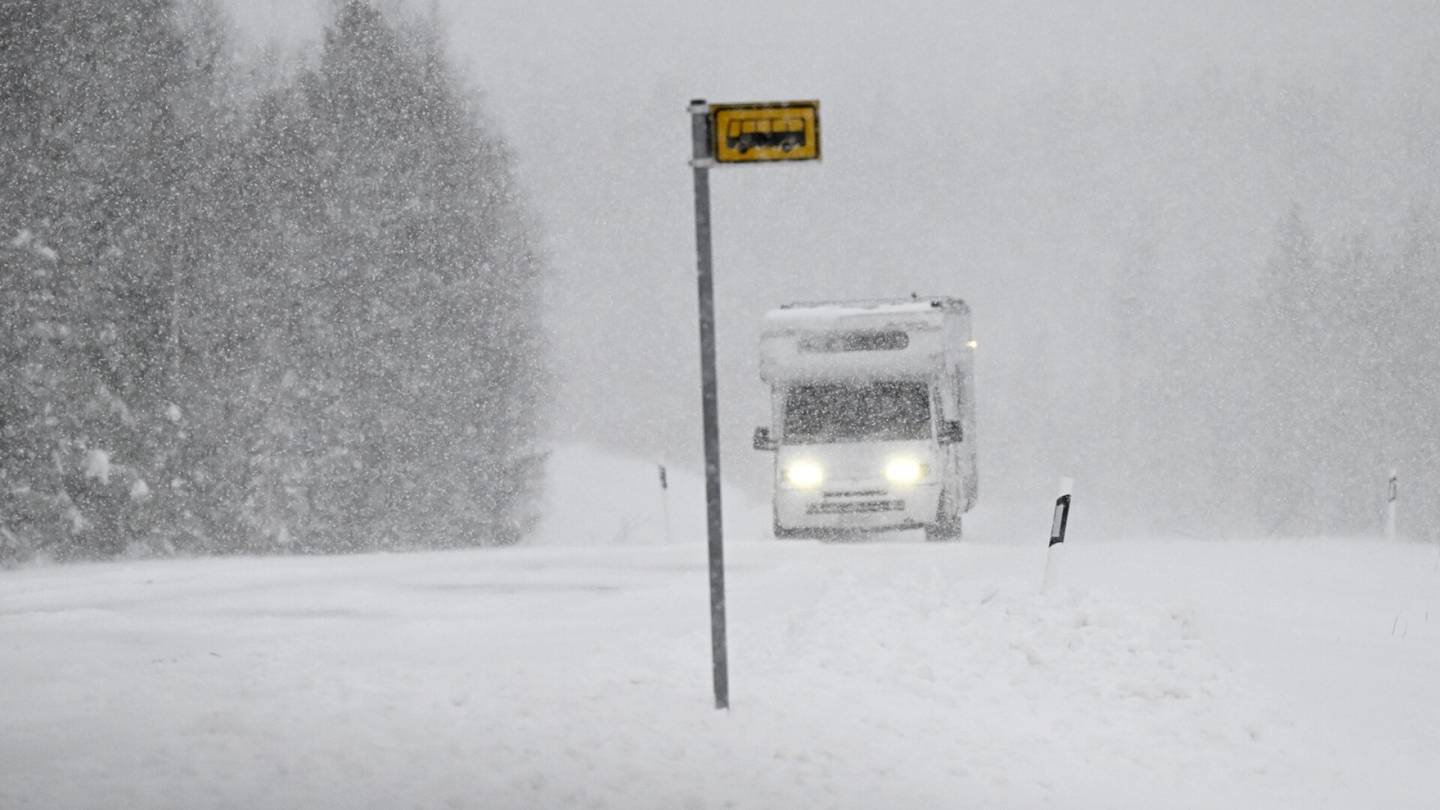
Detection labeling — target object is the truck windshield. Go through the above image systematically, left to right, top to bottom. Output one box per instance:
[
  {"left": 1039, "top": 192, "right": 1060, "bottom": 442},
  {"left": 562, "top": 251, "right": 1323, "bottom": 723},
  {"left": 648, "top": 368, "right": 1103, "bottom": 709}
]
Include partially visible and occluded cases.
[{"left": 783, "top": 381, "right": 931, "bottom": 444}]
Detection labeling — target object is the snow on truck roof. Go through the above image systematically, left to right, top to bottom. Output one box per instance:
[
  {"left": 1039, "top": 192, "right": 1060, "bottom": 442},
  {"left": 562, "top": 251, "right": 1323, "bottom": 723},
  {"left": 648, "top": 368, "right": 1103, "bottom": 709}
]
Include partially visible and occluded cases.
[
  {"left": 764, "top": 296, "right": 969, "bottom": 327},
  {"left": 758, "top": 297, "right": 971, "bottom": 382}
]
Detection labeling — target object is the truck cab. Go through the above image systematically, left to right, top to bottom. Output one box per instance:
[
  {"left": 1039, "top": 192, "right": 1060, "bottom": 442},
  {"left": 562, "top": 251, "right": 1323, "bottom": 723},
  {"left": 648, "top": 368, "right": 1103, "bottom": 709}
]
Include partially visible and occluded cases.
[{"left": 753, "top": 297, "right": 977, "bottom": 541}]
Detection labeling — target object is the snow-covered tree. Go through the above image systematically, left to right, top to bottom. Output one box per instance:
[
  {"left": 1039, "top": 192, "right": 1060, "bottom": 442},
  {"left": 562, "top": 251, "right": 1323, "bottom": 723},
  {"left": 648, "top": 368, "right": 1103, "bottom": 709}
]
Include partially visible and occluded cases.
[
  {"left": 1, "top": 0, "right": 224, "bottom": 559},
  {"left": 2, "top": 0, "right": 547, "bottom": 562},
  {"left": 168, "top": 1, "right": 547, "bottom": 554}
]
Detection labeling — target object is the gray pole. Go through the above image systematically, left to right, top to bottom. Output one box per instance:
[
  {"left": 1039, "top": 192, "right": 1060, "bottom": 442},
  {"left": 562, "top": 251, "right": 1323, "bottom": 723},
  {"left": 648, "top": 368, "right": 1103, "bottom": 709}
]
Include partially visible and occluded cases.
[{"left": 689, "top": 99, "right": 729, "bottom": 710}]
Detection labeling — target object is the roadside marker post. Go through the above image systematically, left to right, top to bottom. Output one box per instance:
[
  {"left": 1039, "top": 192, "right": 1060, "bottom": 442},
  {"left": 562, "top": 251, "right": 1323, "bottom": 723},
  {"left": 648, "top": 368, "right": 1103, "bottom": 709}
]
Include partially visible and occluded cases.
[
  {"left": 688, "top": 98, "right": 821, "bottom": 710},
  {"left": 658, "top": 464, "right": 673, "bottom": 545},
  {"left": 1385, "top": 469, "right": 1398, "bottom": 541},
  {"left": 1044, "top": 477, "right": 1074, "bottom": 591}
]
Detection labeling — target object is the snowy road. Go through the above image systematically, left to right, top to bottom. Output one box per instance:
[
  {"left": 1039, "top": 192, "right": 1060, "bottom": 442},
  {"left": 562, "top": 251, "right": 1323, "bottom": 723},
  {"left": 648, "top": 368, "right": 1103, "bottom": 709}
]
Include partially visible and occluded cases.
[{"left": 3, "top": 532, "right": 1438, "bottom": 809}]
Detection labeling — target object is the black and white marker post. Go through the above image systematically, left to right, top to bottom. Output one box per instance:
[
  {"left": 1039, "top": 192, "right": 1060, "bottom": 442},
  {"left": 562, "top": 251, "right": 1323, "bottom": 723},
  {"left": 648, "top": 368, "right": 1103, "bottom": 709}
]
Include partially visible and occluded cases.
[
  {"left": 689, "top": 99, "right": 729, "bottom": 711},
  {"left": 657, "top": 464, "right": 674, "bottom": 545},
  {"left": 1385, "top": 468, "right": 1398, "bottom": 542},
  {"left": 1043, "top": 477, "right": 1074, "bottom": 591}
]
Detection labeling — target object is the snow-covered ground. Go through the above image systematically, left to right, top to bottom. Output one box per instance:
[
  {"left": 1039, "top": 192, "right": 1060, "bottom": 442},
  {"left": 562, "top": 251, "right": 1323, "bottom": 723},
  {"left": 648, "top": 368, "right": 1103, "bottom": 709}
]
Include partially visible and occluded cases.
[{"left": 3, "top": 448, "right": 1438, "bottom": 809}]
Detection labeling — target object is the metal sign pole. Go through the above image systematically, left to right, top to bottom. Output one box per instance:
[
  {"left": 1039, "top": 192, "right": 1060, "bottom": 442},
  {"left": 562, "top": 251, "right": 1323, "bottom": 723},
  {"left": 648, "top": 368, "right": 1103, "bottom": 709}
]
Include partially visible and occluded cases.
[{"left": 690, "top": 99, "right": 729, "bottom": 710}]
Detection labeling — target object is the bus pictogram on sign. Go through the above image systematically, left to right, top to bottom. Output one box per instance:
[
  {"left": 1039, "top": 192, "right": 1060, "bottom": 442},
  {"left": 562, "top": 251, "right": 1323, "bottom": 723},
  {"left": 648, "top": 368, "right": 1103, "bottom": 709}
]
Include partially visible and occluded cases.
[{"left": 710, "top": 101, "right": 820, "bottom": 164}]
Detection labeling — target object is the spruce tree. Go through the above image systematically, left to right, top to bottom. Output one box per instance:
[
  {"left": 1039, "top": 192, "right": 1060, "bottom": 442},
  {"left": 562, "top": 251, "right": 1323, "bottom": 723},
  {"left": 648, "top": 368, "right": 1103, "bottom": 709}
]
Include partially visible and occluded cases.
[{"left": 1, "top": 0, "right": 228, "bottom": 559}]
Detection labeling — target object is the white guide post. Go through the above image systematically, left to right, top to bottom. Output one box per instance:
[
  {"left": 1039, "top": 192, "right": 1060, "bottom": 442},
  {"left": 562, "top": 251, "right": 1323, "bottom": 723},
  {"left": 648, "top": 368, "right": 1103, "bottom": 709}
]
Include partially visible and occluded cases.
[
  {"left": 657, "top": 464, "right": 673, "bottom": 545},
  {"left": 1385, "top": 469, "right": 1398, "bottom": 541},
  {"left": 1043, "top": 476, "right": 1074, "bottom": 591}
]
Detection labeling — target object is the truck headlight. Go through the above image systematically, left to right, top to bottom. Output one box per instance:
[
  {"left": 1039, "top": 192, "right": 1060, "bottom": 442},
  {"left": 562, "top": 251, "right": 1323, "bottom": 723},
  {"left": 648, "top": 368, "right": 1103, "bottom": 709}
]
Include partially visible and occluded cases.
[
  {"left": 884, "top": 457, "right": 927, "bottom": 485},
  {"left": 783, "top": 461, "right": 825, "bottom": 489}
]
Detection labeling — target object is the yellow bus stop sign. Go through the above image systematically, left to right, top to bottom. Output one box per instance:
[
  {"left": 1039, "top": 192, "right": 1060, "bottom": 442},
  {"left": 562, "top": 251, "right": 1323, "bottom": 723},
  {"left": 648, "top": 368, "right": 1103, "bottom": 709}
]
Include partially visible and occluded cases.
[{"left": 710, "top": 101, "right": 820, "bottom": 164}]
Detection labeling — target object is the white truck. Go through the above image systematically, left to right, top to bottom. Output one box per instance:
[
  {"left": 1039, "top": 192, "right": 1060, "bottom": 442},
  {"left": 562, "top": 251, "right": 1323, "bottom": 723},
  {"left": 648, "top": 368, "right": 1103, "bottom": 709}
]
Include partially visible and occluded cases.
[{"left": 753, "top": 297, "right": 978, "bottom": 541}]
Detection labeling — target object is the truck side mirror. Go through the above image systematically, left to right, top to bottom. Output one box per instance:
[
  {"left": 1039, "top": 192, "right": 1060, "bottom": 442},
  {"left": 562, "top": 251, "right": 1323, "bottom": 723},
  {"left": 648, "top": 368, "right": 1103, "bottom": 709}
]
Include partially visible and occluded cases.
[
  {"left": 939, "top": 420, "right": 964, "bottom": 443},
  {"left": 753, "top": 426, "right": 777, "bottom": 451}
]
